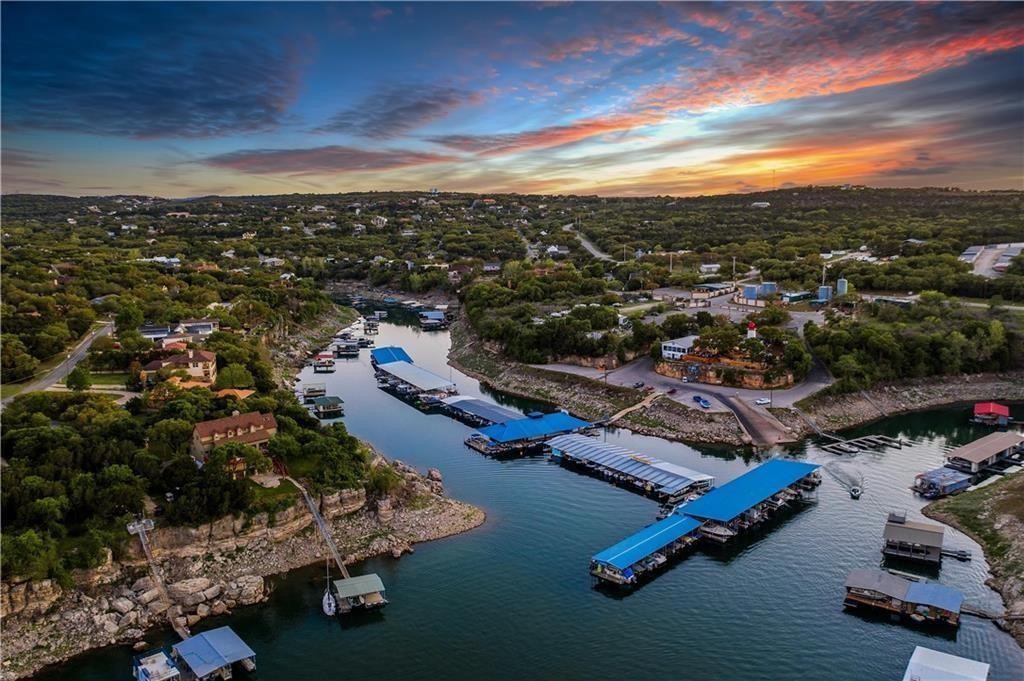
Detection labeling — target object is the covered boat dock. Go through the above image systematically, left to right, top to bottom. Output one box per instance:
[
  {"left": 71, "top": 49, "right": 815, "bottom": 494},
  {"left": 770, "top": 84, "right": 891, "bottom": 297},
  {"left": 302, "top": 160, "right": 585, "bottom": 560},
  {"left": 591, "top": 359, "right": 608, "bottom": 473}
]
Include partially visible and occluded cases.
[
  {"left": 370, "top": 345, "right": 413, "bottom": 366},
  {"left": 376, "top": 360, "right": 456, "bottom": 396},
  {"left": 441, "top": 395, "right": 521, "bottom": 427},
  {"left": 465, "top": 411, "right": 591, "bottom": 455},
  {"left": 944, "top": 431, "right": 1024, "bottom": 473},
  {"left": 547, "top": 434, "right": 714, "bottom": 503},
  {"left": 676, "top": 458, "right": 821, "bottom": 542},
  {"left": 591, "top": 514, "right": 703, "bottom": 585},
  {"left": 331, "top": 573, "right": 388, "bottom": 614},
  {"left": 171, "top": 626, "right": 256, "bottom": 680}
]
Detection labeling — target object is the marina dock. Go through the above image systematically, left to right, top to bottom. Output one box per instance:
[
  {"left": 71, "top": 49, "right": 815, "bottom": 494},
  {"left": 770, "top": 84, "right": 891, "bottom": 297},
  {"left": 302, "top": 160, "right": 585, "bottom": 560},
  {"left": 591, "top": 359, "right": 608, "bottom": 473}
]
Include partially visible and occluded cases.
[
  {"left": 369, "top": 345, "right": 412, "bottom": 366},
  {"left": 375, "top": 359, "right": 457, "bottom": 406},
  {"left": 302, "top": 382, "right": 327, "bottom": 403},
  {"left": 311, "top": 395, "right": 345, "bottom": 419},
  {"left": 441, "top": 395, "right": 521, "bottom": 427},
  {"left": 464, "top": 411, "right": 591, "bottom": 455},
  {"left": 943, "top": 431, "right": 1024, "bottom": 474},
  {"left": 547, "top": 434, "right": 714, "bottom": 503},
  {"left": 591, "top": 458, "right": 821, "bottom": 585},
  {"left": 882, "top": 511, "right": 945, "bottom": 564},
  {"left": 330, "top": 574, "right": 388, "bottom": 614}
]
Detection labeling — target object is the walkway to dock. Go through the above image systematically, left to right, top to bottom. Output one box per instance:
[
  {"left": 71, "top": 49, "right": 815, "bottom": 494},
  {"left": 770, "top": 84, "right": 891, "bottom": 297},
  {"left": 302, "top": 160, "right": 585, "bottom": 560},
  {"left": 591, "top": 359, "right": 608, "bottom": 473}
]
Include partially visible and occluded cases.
[
  {"left": 605, "top": 391, "right": 663, "bottom": 424},
  {"left": 288, "top": 476, "right": 351, "bottom": 579},
  {"left": 127, "top": 518, "right": 191, "bottom": 640}
]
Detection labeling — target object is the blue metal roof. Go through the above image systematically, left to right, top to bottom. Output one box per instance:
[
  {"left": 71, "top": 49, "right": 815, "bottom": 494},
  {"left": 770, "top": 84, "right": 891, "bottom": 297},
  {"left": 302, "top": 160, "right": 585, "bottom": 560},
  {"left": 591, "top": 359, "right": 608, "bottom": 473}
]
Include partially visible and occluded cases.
[
  {"left": 420, "top": 310, "right": 445, "bottom": 320},
  {"left": 370, "top": 346, "right": 413, "bottom": 364},
  {"left": 441, "top": 396, "right": 521, "bottom": 424},
  {"left": 476, "top": 412, "right": 590, "bottom": 444},
  {"left": 679, "top": 459, "right": 820, "bottom": 522},
  {"left": 593, "top": 514, "right": 702, "bottom": 570},
  {"left": 906, "top": 581, "right": 963, "bottom": 614},
  {"left": 173, "top": 627, "right": 255, "bottom": 678}
]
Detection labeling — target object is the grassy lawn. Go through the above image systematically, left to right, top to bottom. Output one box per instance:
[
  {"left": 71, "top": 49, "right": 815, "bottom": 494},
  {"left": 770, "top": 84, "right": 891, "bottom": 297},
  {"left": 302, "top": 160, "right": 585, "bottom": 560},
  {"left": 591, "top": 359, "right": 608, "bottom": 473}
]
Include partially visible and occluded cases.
[
  {"left": 1, "top": 352, "right": 71, "bottom": 398},
  {"left": 87, "top": 372, "right": 131, "bottom": 386},
  {"left": 927, "top": 473, "right": 1024, "bottom": 566},
  {"left": 250, "top": 476, "right": 300, "bottom": 503}
]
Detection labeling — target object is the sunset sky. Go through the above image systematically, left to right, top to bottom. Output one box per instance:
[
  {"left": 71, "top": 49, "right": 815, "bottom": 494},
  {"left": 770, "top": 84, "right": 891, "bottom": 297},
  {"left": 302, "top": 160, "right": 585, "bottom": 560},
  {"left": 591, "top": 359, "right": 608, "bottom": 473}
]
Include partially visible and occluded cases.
[{"left": 2, "top": 1, "right": 1022, "bottom": 197}]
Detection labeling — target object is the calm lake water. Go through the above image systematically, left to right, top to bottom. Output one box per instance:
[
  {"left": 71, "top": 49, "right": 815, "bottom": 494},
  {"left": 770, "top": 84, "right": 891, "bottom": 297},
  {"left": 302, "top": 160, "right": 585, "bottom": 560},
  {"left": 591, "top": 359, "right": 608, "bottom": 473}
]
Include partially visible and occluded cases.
[{"left": 36, "top": 313, "right": 1024, "bottom": 680}]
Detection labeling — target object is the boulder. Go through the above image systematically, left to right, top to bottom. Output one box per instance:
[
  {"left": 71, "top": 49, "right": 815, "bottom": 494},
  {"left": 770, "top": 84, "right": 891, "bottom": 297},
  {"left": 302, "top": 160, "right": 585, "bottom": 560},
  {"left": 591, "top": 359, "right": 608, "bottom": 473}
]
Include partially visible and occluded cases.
[
  {"left": 427, "top": 468, "right": 443, "bottom": 482},
  {"left": 376, "top": 498, "right": 394, "bottom": 523},
  {"left": 234, "top": 575, "right": 264, "bottom": 606},
  {"left": 131, "top": 577, "right": 154, "bottom": 593},
  {"left": 167, "top": 578, "right": 211, "bottom": 602},
  {"left": 202, "top": 585, "right": 222, "bottom": 601},
  {"left": 138, "top": 588, "right": 161, "bottom": 606},
  {"left": 110, "top": 597, "right": 135, "bottom": 615},
  {"left": 147, "top": 600, "right": 170, "bottom": 615},
  {"left": 210, "top": 601, "right": 228, "bottom": 616},
  {"left": 196, "top": 603, "right": 210, "bottom": 618},
  {"left": 118, "top": 610, "right": 139, "bottom": 628},
  {"left": 186, "top": 614, "right": 201, "bottom": 627}
]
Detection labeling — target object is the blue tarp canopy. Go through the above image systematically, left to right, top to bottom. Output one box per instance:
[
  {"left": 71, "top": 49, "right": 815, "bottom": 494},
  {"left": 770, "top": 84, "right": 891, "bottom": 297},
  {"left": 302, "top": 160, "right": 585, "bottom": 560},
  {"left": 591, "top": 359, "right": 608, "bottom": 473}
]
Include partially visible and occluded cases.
[
  {"left": 419, "top": 310, "right": 445, "bottom": 320},
  {"left": 370, "top": 346, "right": 413, "bottom": 364},
  {"left": 441, "top": 396, "right": 520, "bottom": 424},
  {"left": 476, "top": 412, "right": 590, "bottom": 444},
  {"left": 548, "top": 433, "right": 714, "bottom": 497},
  {"left": 679, "top": 459, "right": 820, "bottom": 522},
  {"left": 917, "top": 467, "right": 971, "bottom": 487},
  {"left": 593, "top": 514, "right": 703, "bottom": 570},
  {"left": 906, "top": 582, "right": 963, "bottom": 614},
  {"left": 173, "top": 627, "right": 255, "bottom": 678}
]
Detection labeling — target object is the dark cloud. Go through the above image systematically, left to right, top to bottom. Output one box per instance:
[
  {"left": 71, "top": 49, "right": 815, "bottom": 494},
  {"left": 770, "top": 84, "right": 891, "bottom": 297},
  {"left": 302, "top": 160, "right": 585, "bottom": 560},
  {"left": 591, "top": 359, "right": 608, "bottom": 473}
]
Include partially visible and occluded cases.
[
  {"left": 1, "top": 4, "right": 305, "bottom": 138},
  {"left": 318, "top": 86, "right": 480, "bottom": 139},
  {"left": 202, "top": 145, "right": 455, "bottom": 175},
  {"left": 2, "top": 149, "right": 48, "bottom": 168},
  {"left": 880, "top": 165, "right": 958, "bottom": 177}
]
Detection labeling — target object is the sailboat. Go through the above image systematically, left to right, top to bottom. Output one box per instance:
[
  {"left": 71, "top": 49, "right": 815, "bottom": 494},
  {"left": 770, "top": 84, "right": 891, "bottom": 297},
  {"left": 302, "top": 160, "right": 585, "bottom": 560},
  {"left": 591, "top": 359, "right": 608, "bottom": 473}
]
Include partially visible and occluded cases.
[{"left": 321, "top": 559, "right": 337, "bottom": 616}]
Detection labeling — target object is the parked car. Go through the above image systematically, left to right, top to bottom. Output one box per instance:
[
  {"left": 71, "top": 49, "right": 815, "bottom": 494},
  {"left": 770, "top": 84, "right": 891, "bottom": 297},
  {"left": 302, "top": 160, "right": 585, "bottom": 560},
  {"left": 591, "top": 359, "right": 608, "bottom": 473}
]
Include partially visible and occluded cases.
[
  {"left": 632, "top": 381, "right": 645, "bottom": 389},
  {"left": 667, "top": 388, "right": 677, "bottom": 395},
  {"left": 755, "top": 398, "right": 771, "bottom": 406}
]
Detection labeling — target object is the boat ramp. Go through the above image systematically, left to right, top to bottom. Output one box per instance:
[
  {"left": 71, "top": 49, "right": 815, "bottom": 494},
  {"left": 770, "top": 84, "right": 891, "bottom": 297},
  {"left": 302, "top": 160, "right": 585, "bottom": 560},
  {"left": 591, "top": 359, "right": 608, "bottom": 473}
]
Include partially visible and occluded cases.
[
  {"left": 464, "top": 411, "right": 591, "bottom": 455},
  {"left": 547, "top": 434, "right": 714, "bottom": 504},
  {"left": 590, "top": 458, "right": 821, "bottom": 585}
]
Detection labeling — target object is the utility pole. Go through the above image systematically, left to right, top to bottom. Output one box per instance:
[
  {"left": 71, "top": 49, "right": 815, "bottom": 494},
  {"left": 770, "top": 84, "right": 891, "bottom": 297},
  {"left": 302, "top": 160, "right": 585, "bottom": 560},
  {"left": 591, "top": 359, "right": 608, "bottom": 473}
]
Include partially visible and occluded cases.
[
  {"left": 669, "top": 252, "right": 673, "bottom": 274},
  {"left": 732, "top": 256, "right": 737, "bottom": 286}
]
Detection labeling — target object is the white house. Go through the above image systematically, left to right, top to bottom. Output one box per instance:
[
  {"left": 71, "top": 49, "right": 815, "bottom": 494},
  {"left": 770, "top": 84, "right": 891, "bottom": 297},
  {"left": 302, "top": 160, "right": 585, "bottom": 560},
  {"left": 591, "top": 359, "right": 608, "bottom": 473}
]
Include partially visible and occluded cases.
[
  {"left": 750, "top": 201, "right": 771, "bottom": 208},
  {"left": 371, "top": 216, "right": 389, "bottom": 228},
  {"left": 699, "top": 263, "right": 721, "bottom": 274},
  {"left": 661, "top": 335, "right": 699, "bottom": 360}
]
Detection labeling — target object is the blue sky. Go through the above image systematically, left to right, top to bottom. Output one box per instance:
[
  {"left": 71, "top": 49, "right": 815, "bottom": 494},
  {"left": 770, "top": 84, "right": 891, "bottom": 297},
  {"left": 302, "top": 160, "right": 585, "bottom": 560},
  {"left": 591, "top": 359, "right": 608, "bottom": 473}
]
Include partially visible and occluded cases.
[{"left": 2, "top": 2, "right": 1022, "bottom": 196}]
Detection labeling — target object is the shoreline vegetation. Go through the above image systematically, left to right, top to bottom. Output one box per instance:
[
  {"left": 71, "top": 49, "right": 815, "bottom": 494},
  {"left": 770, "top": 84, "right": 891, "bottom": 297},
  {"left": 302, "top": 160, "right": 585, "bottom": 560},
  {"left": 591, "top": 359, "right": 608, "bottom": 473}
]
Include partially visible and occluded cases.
[{"left": 0, "top": 304, "right": 486, "bottom": 680}]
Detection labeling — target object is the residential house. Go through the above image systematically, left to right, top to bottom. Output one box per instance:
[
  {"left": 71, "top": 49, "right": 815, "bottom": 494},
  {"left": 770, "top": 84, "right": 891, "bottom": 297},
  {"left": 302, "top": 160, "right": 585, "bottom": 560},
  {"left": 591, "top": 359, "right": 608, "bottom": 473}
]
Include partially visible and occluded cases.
[
  {"left": 139, "top": 324, "right": 172, "bottom": 342},
  {"left": 143, "top": 349, "right": 218, "bottom": 384},
  {"left": 190, "top": 411, "right": 278, "bottom": 478}
]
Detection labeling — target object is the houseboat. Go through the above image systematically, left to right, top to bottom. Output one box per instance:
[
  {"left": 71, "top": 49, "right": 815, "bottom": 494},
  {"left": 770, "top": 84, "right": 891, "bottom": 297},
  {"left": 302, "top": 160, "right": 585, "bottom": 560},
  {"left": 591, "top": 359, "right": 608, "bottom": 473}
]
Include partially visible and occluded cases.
[
  {"left": 333, "top": 342, "right": 360, "bottom": 358},
  {"left": 313, "top": 354, "right": 336, "bottom": 373},
  {"left": 302, "top": 383, "right": 327, "bottom": 404},
  {"left": 312, "top": 396, "right": 345, "bottom": 419},
  {"left": 971, "top": 401, "right": 1011, "bottom": 428},
  {"left": 944, "top": 431, "right": 1024, "bottom": 474},
  {"left": 912, "top": 467, "right": 972, "bottom": 499},
  {"left": 881, "top": 511, "right": 945, "bottom": 564},
  {"left": 843, "top": 568, "right": 962, "bottom": 627},
  {"left": 170, "top": 627, "right": 257, "bottom": 679}
]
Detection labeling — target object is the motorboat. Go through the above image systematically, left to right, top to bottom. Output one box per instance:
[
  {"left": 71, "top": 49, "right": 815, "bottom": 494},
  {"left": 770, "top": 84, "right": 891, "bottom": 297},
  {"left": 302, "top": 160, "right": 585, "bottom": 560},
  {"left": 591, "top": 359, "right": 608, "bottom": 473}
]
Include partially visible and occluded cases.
[{"left": 849, "top": 486, "right": 862, "bottom": 499}]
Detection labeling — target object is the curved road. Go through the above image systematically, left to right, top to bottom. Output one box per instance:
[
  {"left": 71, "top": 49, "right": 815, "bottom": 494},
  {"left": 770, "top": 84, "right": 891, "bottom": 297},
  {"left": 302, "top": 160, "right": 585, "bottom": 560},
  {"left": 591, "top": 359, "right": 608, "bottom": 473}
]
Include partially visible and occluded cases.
[
  {"left": 562, "top": 223, "right": 615, "bottom": 262},
  {"left": 1, "top": 322, "right": 114, "bottom": 408}
]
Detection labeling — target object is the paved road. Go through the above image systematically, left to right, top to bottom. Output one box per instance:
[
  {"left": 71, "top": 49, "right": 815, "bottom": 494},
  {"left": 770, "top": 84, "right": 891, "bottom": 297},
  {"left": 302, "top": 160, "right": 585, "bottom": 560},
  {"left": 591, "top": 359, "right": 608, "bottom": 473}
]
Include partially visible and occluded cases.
[
  {"left": 562, "top": 223, "right": 615, "bottom": 262},
  {"left": 644, "top": 293, "right": 825, "bottom": 337},
  {"left": 1, "top": 322, "right": 114, "bottom": 407}
]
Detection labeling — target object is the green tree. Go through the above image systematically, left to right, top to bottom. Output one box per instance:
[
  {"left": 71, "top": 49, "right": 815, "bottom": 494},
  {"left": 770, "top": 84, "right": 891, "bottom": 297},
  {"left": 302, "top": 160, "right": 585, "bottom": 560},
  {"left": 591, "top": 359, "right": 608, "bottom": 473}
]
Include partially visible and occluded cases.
[
  {"left": 214, "top": 363, "right": 255, "bottom": 389},
  {"left": 66, "top": 365, "right": 92, "bottom": 391},
  {"left": 146, "top": 419, "right": 194, "bottom": 460}
]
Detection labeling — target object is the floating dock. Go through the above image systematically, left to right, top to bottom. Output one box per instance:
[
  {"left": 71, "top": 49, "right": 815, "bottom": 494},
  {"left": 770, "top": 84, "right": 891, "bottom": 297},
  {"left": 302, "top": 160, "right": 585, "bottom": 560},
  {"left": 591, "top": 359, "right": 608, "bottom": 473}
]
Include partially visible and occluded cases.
[
  {"left": 375, "top": 360, "right": 456, "bottom": 397},
  {"left": 302, "top": 382, "right": 327, "bottom": 403},
  {"left": 441, "top": 395, "right": 521, "bottom": 427},
  {"left": 464, "top": 411, "right": 591, "bottom": 455},
  {"left": 944, "top": 431, "right": 1024, "bottom": 474},
  {"left": 547, "top": 434, "right": 714, "bottom": 503},
  {"left": 591, "top": 458, "right": 821, "bottom": 585},
  {"left": 676, "top": 458, "right": 821, "bottom": 541},
  {"left": 912, "top": 467, "right": 972, "bottom": 499},
  {"left": 590, "top": 514, "right": 703, "bottom": 585},
  {"left": 843, "top": 568, "right": 962, "bottom": 627},
  {"left": 170, "top": 626, "right": 257, "bottom": 679},
  {"left": 902, "top": 646, "right": 990, "bottom": 681}
]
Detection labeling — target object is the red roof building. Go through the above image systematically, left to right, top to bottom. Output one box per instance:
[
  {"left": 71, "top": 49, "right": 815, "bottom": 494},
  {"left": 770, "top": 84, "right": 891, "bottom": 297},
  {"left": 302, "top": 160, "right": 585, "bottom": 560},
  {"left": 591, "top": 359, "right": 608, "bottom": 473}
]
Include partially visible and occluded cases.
[{"left": 974, "top": 402, "right": 1010, "bottom": 418}]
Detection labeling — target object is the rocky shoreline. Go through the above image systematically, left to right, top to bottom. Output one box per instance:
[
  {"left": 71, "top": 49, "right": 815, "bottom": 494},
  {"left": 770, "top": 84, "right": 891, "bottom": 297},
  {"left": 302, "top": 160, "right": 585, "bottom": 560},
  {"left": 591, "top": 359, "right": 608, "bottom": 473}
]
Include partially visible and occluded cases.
[
  {"left": 0, "top": 301, "right": 486, "bottom": 680},
  {"left": 447, "top": 315, "right": 747, "bottom": 446},
  {"left": 797, "top": 371, "right": 1024, "bottom": 435},
  {"left": 0, "top": 461, "right": 484, "bottom": 680},
  {"left": 924, "top": 474, "right": 1024, "bottom": 648}
]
